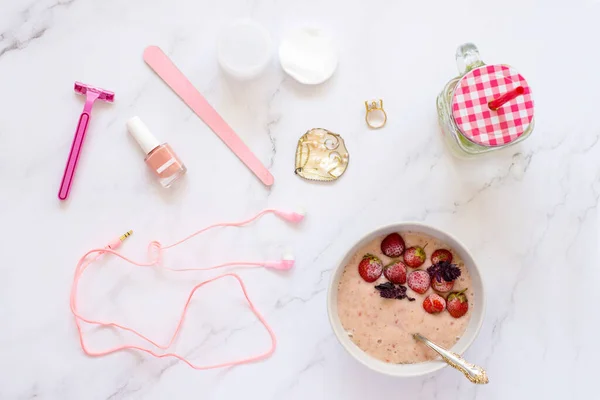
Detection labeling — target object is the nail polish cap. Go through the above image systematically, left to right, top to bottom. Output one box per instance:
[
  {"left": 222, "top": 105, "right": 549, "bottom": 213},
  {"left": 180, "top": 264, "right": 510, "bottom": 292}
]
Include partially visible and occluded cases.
[{"left": 127, "top": 116, "right": 161, "bottom": 155}]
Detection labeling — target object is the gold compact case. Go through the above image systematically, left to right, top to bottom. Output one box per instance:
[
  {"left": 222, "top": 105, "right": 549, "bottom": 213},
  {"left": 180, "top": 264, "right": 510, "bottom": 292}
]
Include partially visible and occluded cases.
[{"left": 295, "top": 128, "right": 349, "bottom": 182}]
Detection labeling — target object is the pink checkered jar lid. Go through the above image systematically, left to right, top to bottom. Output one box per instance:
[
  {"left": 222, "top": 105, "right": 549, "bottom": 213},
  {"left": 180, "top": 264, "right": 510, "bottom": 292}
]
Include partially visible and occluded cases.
[{"left": 451, "top": 64, "right": 534, "bottom": 147}]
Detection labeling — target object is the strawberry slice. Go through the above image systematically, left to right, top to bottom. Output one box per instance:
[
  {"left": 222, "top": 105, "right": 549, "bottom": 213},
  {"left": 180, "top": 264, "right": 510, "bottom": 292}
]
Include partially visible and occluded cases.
[
  {"left": 381, "top": 233, "right": 405, "bottom": 257},
  {"left": 404, "top": 246, "right": 426, "bottom": 268},
  {"left": 431, "top": 249, "right": 453, "bottom": 264},
  {"left": 358, "top": 254, "right": 383, "bottom": 282},
  {"left": 383, "top": 260, "right": 407, "bottom": 284},
  {"left": 407, "top": 270, "right": 430, "bottom": 294},
  {"left": 447, "top": 289, "right": 469, "bottom": 318},
  {"left": 423, "top": 293, "right": 446, "bottom": 314}
]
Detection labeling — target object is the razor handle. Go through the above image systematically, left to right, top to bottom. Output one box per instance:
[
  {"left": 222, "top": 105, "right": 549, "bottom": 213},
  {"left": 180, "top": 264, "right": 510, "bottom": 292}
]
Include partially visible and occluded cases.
[{"left": 58, "top": 111, "right": 91, "bottom": 200}]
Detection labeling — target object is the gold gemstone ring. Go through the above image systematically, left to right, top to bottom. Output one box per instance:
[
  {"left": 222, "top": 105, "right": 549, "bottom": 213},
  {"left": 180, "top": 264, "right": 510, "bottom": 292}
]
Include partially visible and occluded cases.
[{"left": 365, "top": 99, "right": 387, "bottom": 129}]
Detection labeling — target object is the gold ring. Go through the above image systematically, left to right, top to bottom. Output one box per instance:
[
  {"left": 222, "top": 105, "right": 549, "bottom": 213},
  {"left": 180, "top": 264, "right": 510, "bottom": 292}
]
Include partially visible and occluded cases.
[{"left": 365, "top": 100, "right": 387, "bottom": 129}]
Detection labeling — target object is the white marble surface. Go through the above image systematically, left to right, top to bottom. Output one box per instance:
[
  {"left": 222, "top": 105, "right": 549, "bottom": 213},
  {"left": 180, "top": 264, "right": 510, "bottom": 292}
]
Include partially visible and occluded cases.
[{"left": 1, "top": 0, "right": 599, "bottom": 399}]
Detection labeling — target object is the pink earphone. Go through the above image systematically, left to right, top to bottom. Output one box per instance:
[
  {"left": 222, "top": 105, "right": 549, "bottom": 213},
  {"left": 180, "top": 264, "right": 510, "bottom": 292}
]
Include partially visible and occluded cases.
[
  {"left": 70, "top": 208, "right": 305, "bottom": 370},
  {"left": 263, "top": 252, "right": 295, "bottom": 270}
]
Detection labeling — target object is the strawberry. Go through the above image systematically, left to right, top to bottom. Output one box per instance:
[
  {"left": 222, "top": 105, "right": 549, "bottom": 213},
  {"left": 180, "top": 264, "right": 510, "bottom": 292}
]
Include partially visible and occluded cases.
[
  {"left": 381, "top": 233, "right": 405, "bottom": 257},
  {"left": 404, "top": 246, "right": 426, "bottom": 268},
  {"left": 431, "top": 249, "right": 453, "bottom": 264},
  {"left": 358, "top": 254, "right": 383, "bottom": 282},
  {"left": 383, "top": 260, "right": 407, "bottom": 284},
  {"left": 407, "top": 270, "right": 430, "bottom": 294},
  {"left": 431, "top": 278, "right": 454, "bottom": 293},
  {"left": 447, "top": 289, "right": 469, "bottom": 318},
  {"left": 423, "top": 293, "right": 446, "bottom": 314}
]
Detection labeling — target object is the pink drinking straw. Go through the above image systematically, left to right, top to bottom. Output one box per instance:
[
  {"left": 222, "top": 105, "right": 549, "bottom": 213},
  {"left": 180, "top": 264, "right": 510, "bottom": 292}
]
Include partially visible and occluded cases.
[{"left": 488, "top": 86, "right": 524, "bottom": 111}]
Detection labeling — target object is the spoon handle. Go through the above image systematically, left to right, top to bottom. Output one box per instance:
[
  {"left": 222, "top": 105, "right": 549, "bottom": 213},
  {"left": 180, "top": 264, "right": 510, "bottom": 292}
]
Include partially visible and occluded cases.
[{"left": 413, "top": 333, "right": 489, "bottom": 384}]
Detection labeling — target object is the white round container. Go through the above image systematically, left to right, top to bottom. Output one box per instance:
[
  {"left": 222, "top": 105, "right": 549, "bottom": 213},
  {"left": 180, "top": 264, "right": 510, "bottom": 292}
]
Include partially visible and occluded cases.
[{"left": 217, "top": 19, "right": 273, "bottom": 80}]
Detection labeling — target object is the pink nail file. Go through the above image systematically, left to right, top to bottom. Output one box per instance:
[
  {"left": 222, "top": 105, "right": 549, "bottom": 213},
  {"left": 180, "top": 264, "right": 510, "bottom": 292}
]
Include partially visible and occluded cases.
[{"left": 143, "top": 46, "right": 274, "bottom": 186}]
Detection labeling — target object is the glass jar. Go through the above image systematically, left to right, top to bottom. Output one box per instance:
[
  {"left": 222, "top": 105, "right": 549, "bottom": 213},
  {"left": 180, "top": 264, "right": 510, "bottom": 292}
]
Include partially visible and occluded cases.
[{"left": 436, "top": 43, "right": 535, "bottom": 157}]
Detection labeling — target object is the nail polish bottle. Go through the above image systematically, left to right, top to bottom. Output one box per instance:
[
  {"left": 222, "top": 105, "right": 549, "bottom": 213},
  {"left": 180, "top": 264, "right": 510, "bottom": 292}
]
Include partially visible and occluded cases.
[{"left": 127, "top": 116, "right": 187, "bottom": 188}]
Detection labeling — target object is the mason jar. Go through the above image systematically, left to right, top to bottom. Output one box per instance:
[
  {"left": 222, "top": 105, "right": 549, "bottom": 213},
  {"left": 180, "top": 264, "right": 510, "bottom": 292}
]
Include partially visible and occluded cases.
[{"left": 436, "top": 43, "right": 535, "bottom": 157}]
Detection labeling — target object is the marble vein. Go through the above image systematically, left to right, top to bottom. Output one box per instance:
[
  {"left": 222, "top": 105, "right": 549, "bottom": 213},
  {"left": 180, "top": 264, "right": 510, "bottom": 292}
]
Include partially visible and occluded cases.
[
  {"left": 0, "top": 0, "right": 76, "bottom": 59},
  {"left": 0, "top": 26, "right": 47, "bottom": 58},
  {"left": 265, "top": 114, "right": 280, "bottom": 170},
  {"left": 453, "top": 152, "right": 533, "bottom": 209},
  {"left": 481, "top": 209, "right": 552, "bottom": 370},
  {"left": 274, "top": 287, "right": 325, "bottom": 309},
  {"left": 271, "top": 335, "right": 332, "bottom": 398},
  {"left": 105, "top": 378, "right": 144, "bottom": 400}
]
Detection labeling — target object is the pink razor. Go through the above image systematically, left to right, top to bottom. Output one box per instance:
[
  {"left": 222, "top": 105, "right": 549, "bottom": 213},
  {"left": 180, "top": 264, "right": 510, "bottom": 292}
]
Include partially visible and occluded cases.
[{"left": 58, "top": 82, "right": 115, "bottom": 200}]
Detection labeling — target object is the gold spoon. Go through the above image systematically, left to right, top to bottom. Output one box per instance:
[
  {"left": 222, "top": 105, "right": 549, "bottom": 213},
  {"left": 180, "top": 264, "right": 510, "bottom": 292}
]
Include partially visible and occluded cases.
[{"left": 413, "top": 333, "right": 489, "bottom": 384}]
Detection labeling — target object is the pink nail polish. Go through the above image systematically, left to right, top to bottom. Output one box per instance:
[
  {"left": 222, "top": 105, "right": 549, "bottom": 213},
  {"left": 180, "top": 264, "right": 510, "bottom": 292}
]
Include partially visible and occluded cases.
[{"left": 127, "top": 116, "right": 187, "bottom": 188}]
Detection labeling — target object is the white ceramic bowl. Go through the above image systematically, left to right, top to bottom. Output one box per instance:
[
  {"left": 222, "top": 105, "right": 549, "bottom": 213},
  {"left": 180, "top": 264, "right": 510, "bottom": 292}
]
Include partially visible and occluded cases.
[{"left": 327, "top": 223, "right": 485, "bottom": 377}]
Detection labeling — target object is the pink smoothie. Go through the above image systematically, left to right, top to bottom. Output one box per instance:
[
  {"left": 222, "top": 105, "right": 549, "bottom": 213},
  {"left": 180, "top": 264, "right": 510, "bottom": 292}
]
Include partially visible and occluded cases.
[{"left": 337, "top": 231, "right": 473, "bottom": 364}]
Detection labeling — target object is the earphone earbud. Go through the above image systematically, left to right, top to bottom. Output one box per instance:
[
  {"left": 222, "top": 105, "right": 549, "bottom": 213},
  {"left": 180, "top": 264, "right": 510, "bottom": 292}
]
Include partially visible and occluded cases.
[
  {"left": 275, "top": 207, "right": 306, "bottom": 223},
  {"left": 264, "top": 251, "right": 295, "bottom": 270}
]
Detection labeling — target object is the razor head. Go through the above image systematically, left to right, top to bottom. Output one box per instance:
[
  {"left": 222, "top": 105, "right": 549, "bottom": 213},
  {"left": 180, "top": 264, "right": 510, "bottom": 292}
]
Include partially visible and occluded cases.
[{"left": 74, "top": 81, "right": 115, "bottom": 102}]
